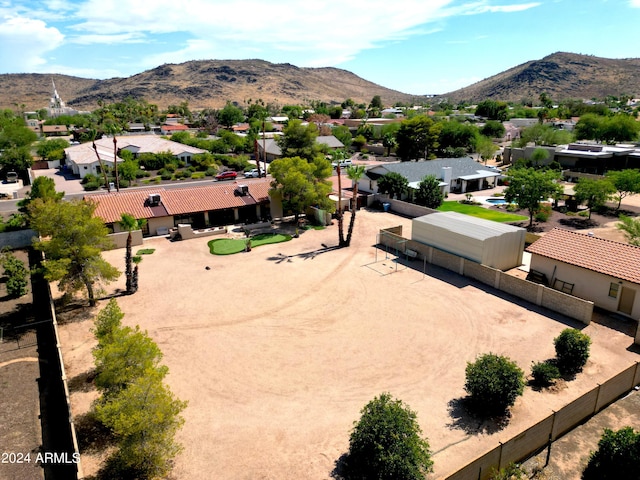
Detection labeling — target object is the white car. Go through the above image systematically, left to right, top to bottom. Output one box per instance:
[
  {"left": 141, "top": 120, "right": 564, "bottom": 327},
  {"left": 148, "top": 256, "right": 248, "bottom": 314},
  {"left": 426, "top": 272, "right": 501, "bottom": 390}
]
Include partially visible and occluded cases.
[
  {"left": 331, "top": 159, "right": 353, "bottom": 169},
  {"left": 244, "top": 168, "right": 265, "bottom": 178}
]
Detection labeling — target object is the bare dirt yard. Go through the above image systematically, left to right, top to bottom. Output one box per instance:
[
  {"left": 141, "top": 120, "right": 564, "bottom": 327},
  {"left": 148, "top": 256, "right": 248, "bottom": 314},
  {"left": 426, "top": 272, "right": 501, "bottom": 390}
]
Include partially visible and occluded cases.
[{"left": 56, "top": 208, "right": 639, "bottom": 479}]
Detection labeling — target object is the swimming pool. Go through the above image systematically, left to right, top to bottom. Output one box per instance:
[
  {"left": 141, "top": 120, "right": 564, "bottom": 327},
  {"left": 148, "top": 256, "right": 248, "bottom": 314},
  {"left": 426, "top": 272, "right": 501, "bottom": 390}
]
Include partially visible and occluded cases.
[{"left": 486, "top": 198, "right": 509, "bottom": 205}]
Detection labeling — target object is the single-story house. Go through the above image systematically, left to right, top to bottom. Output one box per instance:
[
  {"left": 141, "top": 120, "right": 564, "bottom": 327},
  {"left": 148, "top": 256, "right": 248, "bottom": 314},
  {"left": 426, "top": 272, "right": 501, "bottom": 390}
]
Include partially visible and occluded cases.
[
  {"left": 160, "top": 124, "right": 189, "bottom": 135},
  {"left": 42, "top": 125, "right": 69, "bottom": 136},
  {"left": 256, "top": 135, "right": 345, "bottom": 162},
  {"left": 65, "top": 136, "right": 207, "bottom": 178},
  {"left": 360, "top": 157, "right": 501, "bottom": 197},
  {"left": 86, "top": 179, "right": 271, "bottom": 236},
  {"left": 412, "top": 211, "right": 525, "bottom": 270},
  {"left": 526, "top": 228, "right": 640, "bottom": 319}
]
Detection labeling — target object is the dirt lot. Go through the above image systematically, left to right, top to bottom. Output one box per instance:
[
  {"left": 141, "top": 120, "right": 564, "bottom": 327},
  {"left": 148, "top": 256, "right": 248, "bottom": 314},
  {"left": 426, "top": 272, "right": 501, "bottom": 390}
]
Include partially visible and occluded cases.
[{"left": 56, "top": 208, "right": 639, "bottom": 479}]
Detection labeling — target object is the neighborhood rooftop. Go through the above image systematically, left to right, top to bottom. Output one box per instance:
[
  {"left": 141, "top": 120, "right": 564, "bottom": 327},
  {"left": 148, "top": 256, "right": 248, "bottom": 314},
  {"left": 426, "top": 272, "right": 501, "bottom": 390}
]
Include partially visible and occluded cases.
[{"left": 526, "top": 228, "right": 640, "bottom": 285}]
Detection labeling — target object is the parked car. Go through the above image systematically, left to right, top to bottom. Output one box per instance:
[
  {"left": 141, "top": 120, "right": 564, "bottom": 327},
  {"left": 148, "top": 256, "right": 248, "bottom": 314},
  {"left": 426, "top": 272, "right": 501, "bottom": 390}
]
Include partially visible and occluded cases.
[
  {"left": 332, "top": 159, "right": 352, "bottom": 169},
  {"left": 244, "top": 168, "right": 266, "bottom": 178},
  {"left": 215, "top": 170, "right": 238, "bottom": 181}
]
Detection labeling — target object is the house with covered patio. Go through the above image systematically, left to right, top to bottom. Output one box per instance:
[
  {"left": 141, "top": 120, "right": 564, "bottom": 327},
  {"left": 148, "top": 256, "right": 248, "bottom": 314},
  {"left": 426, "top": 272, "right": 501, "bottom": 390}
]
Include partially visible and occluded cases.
[
  {"left": 359, "top": 157, "right": 501, "bottom": 197},
  {"left": 85, "top": 179, "right": 271, "bottom": 236}
]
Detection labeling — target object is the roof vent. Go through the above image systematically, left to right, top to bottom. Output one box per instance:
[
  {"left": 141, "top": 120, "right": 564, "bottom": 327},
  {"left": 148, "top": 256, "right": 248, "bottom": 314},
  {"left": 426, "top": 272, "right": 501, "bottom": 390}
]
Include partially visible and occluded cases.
[
  {"left": 236, "top": 184, "right": 249, "bottom": 196},
  {"left": 148, "top": 193, "right": 161, "bottom": 206}
]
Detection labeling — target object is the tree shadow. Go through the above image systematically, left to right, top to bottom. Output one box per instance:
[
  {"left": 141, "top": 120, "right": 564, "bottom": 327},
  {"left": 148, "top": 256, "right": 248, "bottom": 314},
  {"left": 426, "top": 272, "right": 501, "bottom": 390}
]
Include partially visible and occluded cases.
[
  {"left": 558, "top": 217, "right": 599, "bottom": 229},
  {"left": 266, "top": 245, "right": 341, "bottom": 264},
  {"left": 0, "top": 303, "right": 35, "bottom": 328},
  {"left": 67, "top": 369, "right": 97, "bottom": 393},
  {"left": 446, "top": 397, "right": 511, "bottom": 435},
  {"left": 74, "top": 410, "right": 115, "bottom": 454},
  {"left": 330, "top": 452, "right": 350, "bottom": 479}
]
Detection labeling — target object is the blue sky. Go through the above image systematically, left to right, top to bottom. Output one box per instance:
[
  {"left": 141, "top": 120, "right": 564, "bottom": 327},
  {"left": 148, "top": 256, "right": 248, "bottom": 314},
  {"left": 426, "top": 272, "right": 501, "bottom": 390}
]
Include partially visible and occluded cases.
[{"left": 1, "top": 1, "right": 639, "bottom": 96}]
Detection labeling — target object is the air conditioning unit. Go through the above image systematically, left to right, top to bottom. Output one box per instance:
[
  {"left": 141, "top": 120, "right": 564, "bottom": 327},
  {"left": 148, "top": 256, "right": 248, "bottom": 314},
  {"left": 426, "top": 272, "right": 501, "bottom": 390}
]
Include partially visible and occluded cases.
[
  {"left": 236, "top": 184, "right": 249, "bottom": 196},
  {"left": 148, "top": 193, "right": 161, "bottom": 206}
]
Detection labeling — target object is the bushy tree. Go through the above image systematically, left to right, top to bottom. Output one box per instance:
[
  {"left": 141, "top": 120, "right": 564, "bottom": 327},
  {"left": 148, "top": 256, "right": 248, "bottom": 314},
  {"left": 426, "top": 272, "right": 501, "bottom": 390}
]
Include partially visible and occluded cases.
[
  {"left": 475, "top": 100, "right": 508, "bottom": 121},
  {"left": 217, "top": 102, "right": 245, "bottom": 128},
  {"left": 395, "top": 115, "right": 439, "bottom": 161},
  {"left": 277, "top": 119, "right": 322, "bottom": 160},
  {"left": 480, "top": 120, "right": 506, "bottom": 139},
  {"left": 36, "top": 138, "right": 69, "bottom": 161},
  {"left": 504, "top": 168, "right": 563, "bottom": 227},
  {"left": 606, "top": 169, "right": 640, "bottom": 210},
  {"left": 377, "top": 172, "right": 409, "bottom": 199},
  {"left": 415, "top": 175, "right": 444, "bottom": 208},
  {"left": 19, "top": 176, "right": 64, "bottom": 215},
  {"left": 573, "top": 178, "right": 616, "bottom": 218},
  {"left": 29, "top": 199, "right": 120, "bottom": 306},
  {"left": 616, "top": 214, "right": 640, "bottom": 245},
  {"left": 1, "top": 250, "right": 29, "bottom": 297},
  {"left": 93, "top": 298, "right": 124, "bottom": 346},
  {"left": 554, "top": 328, "right": 591, "bottom": 375},
  {"left": 464, "top": 353, "right": 525, "bottom": 414},
  {"left": 530, "top": 361, "right": 560, "bottom": 387},
  {"left": 345, "top": 392, "right": 433, "bottom": 480},
  {"left": 582, "top": 427, "right": 640, "bottom": 480}
]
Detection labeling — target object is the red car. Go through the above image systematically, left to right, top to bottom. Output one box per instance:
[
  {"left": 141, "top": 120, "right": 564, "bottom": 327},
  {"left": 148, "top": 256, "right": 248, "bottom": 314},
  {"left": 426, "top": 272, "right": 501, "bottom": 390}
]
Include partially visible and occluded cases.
[{"left": 215, "top": 171, "right": 237, "bottom": 181}]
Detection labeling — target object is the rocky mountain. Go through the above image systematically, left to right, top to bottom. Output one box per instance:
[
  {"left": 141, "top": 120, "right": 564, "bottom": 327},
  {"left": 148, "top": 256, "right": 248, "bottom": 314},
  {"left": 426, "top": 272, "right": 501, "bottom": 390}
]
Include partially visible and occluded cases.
[
  {"left": 439, "top": 52, "right": 640, "bottom": 104},
  {"left": 0, "top": 59, "right": 425, "bottom": 112}
]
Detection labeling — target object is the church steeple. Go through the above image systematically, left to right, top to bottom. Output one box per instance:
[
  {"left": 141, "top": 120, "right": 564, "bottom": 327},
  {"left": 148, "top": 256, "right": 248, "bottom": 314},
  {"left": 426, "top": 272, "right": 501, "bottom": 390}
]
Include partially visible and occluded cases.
[{"left": 50, "top": 79, "right": 65, "bottom": 110}]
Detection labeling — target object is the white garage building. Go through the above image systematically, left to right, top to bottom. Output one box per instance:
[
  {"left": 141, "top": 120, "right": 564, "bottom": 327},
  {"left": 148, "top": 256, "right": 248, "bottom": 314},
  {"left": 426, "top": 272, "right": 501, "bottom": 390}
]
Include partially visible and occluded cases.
[{"left": 412, "top": 212, "right": 526, "bottom": 271}]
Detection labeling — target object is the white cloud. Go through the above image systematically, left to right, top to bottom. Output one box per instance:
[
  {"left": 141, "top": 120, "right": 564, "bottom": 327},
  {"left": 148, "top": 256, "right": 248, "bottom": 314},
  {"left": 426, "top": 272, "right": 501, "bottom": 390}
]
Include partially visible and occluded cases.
[
  {"left": 630, "top": 0, "right": 640, "bottom": 7},
  {"left": 0, "top": 16, "right": 64, "bottom": 72},
  {"left": 70, "top": 32, "right": 146, "bottom": 45}
]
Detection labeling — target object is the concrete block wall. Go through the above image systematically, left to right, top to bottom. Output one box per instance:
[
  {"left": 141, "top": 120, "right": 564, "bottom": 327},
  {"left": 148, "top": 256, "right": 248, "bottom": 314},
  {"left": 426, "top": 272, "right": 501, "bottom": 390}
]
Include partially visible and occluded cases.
[
  {"left": 105, "top": 230, "right": 143, "bottom": 250},
  {"left": 464, "top": 259, "right": 500, "bottom": 287},
  {"left": 499, "top": 272, "right": 542, "bottom": 306},
  {"left": 541, "top": 288, "right": 593, "bottom": 324}
]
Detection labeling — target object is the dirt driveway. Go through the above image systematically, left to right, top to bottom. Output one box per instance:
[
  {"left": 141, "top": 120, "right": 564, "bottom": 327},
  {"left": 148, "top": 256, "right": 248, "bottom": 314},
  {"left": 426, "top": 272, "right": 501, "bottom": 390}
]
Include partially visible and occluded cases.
[{"left": 57, "top": 209, "right": 639, "bottom": 479}]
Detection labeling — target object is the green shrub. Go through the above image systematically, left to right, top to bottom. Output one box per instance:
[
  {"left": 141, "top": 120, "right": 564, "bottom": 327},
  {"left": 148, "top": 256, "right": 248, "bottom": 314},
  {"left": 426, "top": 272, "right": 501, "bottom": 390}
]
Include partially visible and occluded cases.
[
  {"left": 164, "top": 163, "right": 177, "bottom": 173},
  {"left": 187, "top": 165, "right": 197, "bottom": 173},
  {"left": 205, "top": 167, "right": 217, "bottom": 177},
  {"left": 135, "top": 169, "right": 149, "bottom": 178},
  {"left": 174, "top": 170, "right": 190, "bottom": 179},
  {"left": 160, "top": 172, "right": 172, "bottom": 181},
  {"left": 191, "top": 172, "right": 205, "bottom": 180},
  {"left": 81, "top": 173, "right": 99, "bottom": 185},
  {"left": 84, "top": 181, "right": 101, "bottom": 191},
  {"left": 506, "top": 203, "right": 519, "bottom": 212},
  {"left": 535, "top": 203, "right": 552, "bottom": 222},
  {"left": 566, "top": 210, "right": 576, "bottom": 216},
  {"left": 578, "top": 210, "right": 590, "bottom": 217},
  {"left": 1, "top": 252, "right": 29, "bottom": 297},
  {"left": 554, "top": 328, "right": 591, "bottom": 375},
  {"left": 464, "top": 353, "right": 525, "bottom": 414},
  {"left": 530, "top": 361, "right": 560, "bottom": 387},
  {"left": 345, "top": 392, "right": 433, "bottom": 480},
  {"left": 583, "top": 427, "right": 640, "bottom": 480},
  {"left": 489, "top": 463, "right": 526, "bottom": 480}
]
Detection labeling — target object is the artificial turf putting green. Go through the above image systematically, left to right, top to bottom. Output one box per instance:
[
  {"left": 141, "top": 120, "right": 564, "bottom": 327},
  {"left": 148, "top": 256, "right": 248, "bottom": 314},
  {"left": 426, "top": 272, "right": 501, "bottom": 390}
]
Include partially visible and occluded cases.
[
  {"left": 437, "top": 201, "right": 528, "bottom": 223},
  {"left": 208, "top": 233, "right": 293, "bottom": 255}
]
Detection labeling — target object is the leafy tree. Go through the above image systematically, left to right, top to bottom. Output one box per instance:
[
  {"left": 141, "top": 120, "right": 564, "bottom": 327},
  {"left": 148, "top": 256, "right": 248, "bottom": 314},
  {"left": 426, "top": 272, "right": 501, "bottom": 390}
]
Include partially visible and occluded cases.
[
  {"left": 370, "top": 95, "right": 383, "bottom": 110},
  {"left": 475, "top": 100, "right": 508, "bottom": 121},
  {"left": 217, "top": 102, "right": 245, "bottom": 128},
  {"left": 575, "top": 113, "right": 640, "bottom": 143},
  {"left": 395, "top": 115, "right": 439, "bottom": 161},
  {"left": 277, "top": 119, "right": 322, "bottom": 161},
  {"left": 437, "top": 120, "right": 479, "bottom": 155},
  {"left": 480, "top": 120, "right": 505, "bottom": 139},
  {"left": 0, "top": 121, "right": 38, "bottom": 149},
  {"left": 515, "top": 124, "right": 573, "bottom": 147},
  {"left": 332, "top": 125, "right": 353, "bottom": 148},
  {"left": 476, "top": 136, "right": 499, "bottom": 164},
  {"left": 36, "top": 138, "right": 69, "bottom": 161},
  {"left": 0, "top": 146, "right": 33, "bottom": 173},
  {"left": 530, "top": 147, "right": 550, "bottom": 167},
  {"left": 268, "top": 156, "right": 334, "bottom": 220},
  {"left": 118, "top": 158, "right": 139, "bottom": 182},
  {"left": 345, "top": 165, "right": 366, "bottom": 247},
  {"left": 504, "top": 168, "right": 563, "bottom": 227},
  {"left": 606, "top": 169, "right": 640, "bottom": 210},
  {"left": 377, "top": 172, "right": 409, "bottom": 199},
  {"left": 415, "top": 175, "right": 444, "bottom": 209},
  {"left": 19, "top": 176, "right": 64, "bottom": 215},
  {"left": 573, "top": 178, "right": 616, "bottom": 219},
  {"left": 29, "top": 199, "right": 120, "bottom": 306},
  {"left": 118, "top": 214, "right": 146, "bottom": 294},
  {"left": 616, "top": 214, "right": 640, "bottom": 245},
  {"left": 1, "top": 250, "right": 29, "bottom": 297},
  {"left": 93, "top": 298, "right": 125, "bottom": 346},
  {"left": 554, "top": 328, "right": 591, "bottom": 375},
  {"left": 464, "top": 353, "right": 525, "bottom": 414},
  {"left": 344, "top": 392, "right": 433, "bottom": 480},
  {"left": 582, "top": 427, "right": 640, "bottom": 480}
]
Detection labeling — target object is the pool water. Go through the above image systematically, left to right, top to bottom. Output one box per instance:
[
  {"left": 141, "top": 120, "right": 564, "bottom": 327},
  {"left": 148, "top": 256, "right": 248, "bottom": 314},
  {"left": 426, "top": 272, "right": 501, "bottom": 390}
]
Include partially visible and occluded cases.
[{"left": 486, "top": 198, "right": 509, "bottom": 205}]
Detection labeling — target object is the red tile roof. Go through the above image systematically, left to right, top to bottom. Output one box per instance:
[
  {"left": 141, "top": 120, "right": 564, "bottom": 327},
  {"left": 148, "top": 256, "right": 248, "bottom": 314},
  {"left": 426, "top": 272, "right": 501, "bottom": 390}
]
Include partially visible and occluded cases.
[
  {"left": 85, "top": 179, "right": 271, "bottom": 223},
  {"left": 526, "top": 228, "right": 640, "bottom": 284}
]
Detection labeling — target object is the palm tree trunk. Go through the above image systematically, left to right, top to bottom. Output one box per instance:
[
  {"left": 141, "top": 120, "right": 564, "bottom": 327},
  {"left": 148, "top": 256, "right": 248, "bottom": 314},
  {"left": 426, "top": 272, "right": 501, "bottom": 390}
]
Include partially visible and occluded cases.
[
  {"left": 337, "top": 166, "right": 345, "bottom": 247},
  {"left": 345, "top": 184, "right": 359, "bottom": 246},
  {"left": 125, "top": 232, "right": 132, "bottom": 293}
]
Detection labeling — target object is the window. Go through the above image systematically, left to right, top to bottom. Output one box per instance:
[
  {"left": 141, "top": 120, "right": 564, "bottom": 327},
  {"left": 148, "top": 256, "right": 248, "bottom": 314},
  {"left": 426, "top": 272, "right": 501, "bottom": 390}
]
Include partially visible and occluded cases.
[
  {"left": 553, "top": 278, "right": 574, "bottom": 294},
  {"left": 608, "top": 282, "right": 620, "bottom": 298}
]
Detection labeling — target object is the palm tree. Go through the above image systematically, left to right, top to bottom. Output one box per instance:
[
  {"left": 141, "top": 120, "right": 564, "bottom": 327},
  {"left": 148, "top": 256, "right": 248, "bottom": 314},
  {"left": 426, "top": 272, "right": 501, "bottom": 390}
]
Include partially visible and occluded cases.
[
  {"left": 345, "top": 165, "right": 366, "bottom": 247},
  {"left": 118, "top": 213, "right": 146, "bottom": 294}
]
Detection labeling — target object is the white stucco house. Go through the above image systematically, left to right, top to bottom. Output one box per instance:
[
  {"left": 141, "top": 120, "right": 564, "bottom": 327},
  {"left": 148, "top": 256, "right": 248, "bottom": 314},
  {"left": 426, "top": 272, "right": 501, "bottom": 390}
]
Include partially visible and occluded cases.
[
  {"left": 64, "top": 135, "right": 207, "bottom": 178},
  {"left": 527, "top": 228, "right": 640, "bottom": 320}
]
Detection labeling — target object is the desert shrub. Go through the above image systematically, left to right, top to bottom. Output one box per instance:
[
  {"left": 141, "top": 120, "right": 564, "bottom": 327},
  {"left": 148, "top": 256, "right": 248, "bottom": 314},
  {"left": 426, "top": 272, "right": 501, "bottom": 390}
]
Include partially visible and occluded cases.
[
  {"left": 164, "top": 163, "right": 177, "bottom": 173},
  {"left": 205, "top": 167, "right": 217, "bottom": 177},
  {"left": 135, "top": 170, "right": 149, "bottom": 178},
  {"left": 174, "top": 170, "right": 190, "bottom": 179},
  {"left": 191, "top": 172, "right": 205, "bottom": 180},
  {"left": 81, "top": 173, "right": 99, "bottom": 185},
  {"left": 117, "top": 179, "right": 129, "bottom": 188},
  {"left": 83, "top": 181, "right": 101, "bottom": 191},
  {"left": 506, "top": 203, "right": 519, "bottom": 212},
  {"left": 535, "top": 203, "right": 552, "bottom": 222},
  {"left": 578, "top": 210, "right": 590, "bottom": 217},
  {"left": 1, "top": 251, "right": 29, "bottom": 297},
  {"left": 554, "top": 328, "right": 591, "bottom": 375},
  {"left": 464, "top": 353, "right": 525, "bottom": 414},
  {"left": 530, "top": 361, "right": 560, "bottom": 387},
  {"left": 345, "top": 392, "right": 433, "bottom": 480},
  {"left": 582, "top": 427, "right": 640, "bottom": 480},
  {"left": 489, "top": 462, "right": 526, "bottom": 480}
]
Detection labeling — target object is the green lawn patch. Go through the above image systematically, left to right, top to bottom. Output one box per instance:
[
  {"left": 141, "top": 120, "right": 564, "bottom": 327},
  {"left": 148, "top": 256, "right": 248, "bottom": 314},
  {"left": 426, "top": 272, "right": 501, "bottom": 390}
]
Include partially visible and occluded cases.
[
  {"left": 438, "top": 201, "right": 528, "bottom": 223},
  {"left": 208, "top": 233, "right": 292, "bottom": 255},
  {"left": 136, "top": 248, "right": 156, "bottom": 255}
]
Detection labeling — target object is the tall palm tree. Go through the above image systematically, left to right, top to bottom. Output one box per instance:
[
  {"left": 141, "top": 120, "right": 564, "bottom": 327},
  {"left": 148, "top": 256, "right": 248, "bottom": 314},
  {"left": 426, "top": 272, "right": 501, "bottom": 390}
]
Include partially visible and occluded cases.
[
  {"left": 345, "top": 165, "right": 366, "bottom": 247},
  {"left": 118, "top": 213, "right": 146, "bottom": 294}
]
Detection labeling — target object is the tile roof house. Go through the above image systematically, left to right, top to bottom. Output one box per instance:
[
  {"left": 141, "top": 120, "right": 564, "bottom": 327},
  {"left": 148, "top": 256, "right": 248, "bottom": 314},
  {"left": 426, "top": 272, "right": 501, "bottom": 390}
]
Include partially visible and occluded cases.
[
  {"left": 65, "top": 136, "right": 207, "bottom": 178},
  {"left": 256, "top": 136, "right": 345, "bottom": 162},
  {"left": 360, "top": 157, "right": 501, "bottom": 196},
  {"left": 86, "top": 180, "right": 271, "bottom": 236},
  {"left": 526, "top": 228, "right": 640, "bottom": 319}
]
